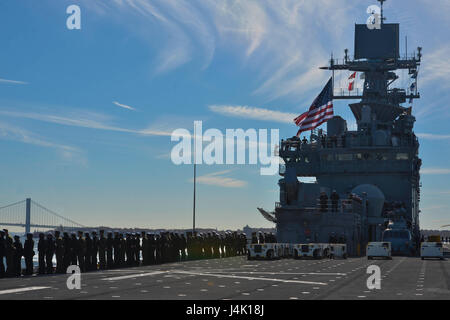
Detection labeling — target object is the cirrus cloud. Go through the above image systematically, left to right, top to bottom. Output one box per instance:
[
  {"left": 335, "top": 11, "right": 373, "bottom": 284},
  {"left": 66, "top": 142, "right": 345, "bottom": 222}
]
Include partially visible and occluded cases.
[
  {"left": 113, "top": 101, "right": 136, "bottom": 111},
  {"left": 209, "top": 105, "right": 296, "bottom": 124},
  {"left": 421, "top": 168, "right": 450, "bottom": 175},
  {"left": 192, "top": 170, "right": 247, "bottom": 188}
]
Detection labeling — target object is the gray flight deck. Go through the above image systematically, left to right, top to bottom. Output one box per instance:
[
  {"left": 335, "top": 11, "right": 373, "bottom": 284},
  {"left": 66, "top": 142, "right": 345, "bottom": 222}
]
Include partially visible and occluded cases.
[{"left": 0, "top": 250, "right": 449, "bottom": 300}]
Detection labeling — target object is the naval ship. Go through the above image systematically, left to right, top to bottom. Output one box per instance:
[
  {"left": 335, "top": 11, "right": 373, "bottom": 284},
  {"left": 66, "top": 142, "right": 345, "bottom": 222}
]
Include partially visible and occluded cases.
[{"left": 259, "top": 1, "right": 422, "bottom": 257}]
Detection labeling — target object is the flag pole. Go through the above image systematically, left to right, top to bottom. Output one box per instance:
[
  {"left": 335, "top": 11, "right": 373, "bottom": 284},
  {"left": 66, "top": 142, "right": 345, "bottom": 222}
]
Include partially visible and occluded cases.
[{"left": 193, "top": 125, "right": 196, "bottom": 234}]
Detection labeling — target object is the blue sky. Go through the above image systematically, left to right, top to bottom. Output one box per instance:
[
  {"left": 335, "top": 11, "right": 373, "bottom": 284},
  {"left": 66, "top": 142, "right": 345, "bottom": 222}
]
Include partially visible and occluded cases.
[{"left": 0, "top": 0, "right": 449, "bottom": 230}]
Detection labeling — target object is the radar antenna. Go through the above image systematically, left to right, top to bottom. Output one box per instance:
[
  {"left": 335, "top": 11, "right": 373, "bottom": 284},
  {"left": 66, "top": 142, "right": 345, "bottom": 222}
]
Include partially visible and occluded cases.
[{"left": 378, "top": 0, "right": 387, "bottom": 24}]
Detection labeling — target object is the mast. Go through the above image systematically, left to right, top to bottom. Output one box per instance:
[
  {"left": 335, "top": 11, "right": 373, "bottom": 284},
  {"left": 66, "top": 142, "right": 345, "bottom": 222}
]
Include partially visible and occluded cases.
[{"left": 379, "top": 0, "right": 386, "bottom": 25}]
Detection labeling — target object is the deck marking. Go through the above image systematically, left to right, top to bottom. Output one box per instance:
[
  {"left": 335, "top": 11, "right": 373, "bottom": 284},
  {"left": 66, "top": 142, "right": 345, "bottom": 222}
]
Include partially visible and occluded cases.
[
  {"left": 171, "top": 270, "right": 328, "bottom": 285},
  {"left": 101, "top": 271, "right": 167, "bottom": 281},
  {"left": 199, "top": 271, "right": 347, "bottom": 276},
  {"left": 0, "top": 286, "right": 51, "bottom": 295}
]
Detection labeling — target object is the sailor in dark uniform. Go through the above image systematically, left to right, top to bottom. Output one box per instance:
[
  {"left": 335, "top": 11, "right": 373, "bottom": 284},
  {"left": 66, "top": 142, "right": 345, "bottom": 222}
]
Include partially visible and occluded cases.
[
  {"left": 302, "top": 137, "right": 308, "bottom": 145},
  {"left": 331, "top": 190, "right": 340, "bottom": 212},
  {"left": 320, "top": 192, "right": 329, "bottom": 212},
  {"left": 0, "top": 230, "right": 6, "bottom": 278},
  {"left": 4, "top": 230, "right": 15, "bottom": 277},
  {"left": 98, "top": 230, "right": 107, "bottom": 270},
  {"left": 54, "top": 231, "right": 65, "bottom": 273},
  {"left": 77, "top": 231, "right": 86, "bottom": 272},
  {"left": 92, "top": 231, "right": 99, "bottom": 270},
  {"left": 62, "top": 232, "right": 71, "bottom": 271},
  {"left": 84, "top": 232, "right": 92, "bottom": 271},
  {"left": 106, "top": 232, "right": 114, "bottom": 269},
  {"left": 113, "top": 232, "right": 120, "bottom": 267},
  {"left": 141, "top": 232, "right": 148, "bottom": 265},
  {"left": 258, "top": 232, "right": 264, "bottom": 244},
  {"left": 23, "top": 233, "right": 35, "bottom": 275},
  {"left": 38, "top": 233, "right": 47, "bottom": 274},
  {"left": 45, "top": 233, "right": 55, "bottom": 274},
  {"left": 70, "top": 233, "right": 78, "bottom": 266},
  {"left": 119, "top": 233, "right": 126, "bottom": 266},
  {"left": 125, "top": 233, "right": 133, "bottom": 266},
  {"left": 134, "top": 233, "right": 141, "bottom": 266},
  {"left": 160, "top": 233, "right": 167, "bottom": 263},
  {"left": 174, "top": 233, "right": 181, "bottom": 262},
  {"left": 180, "top": 233, "right": 187, "bottom": 261},
  {"left": 186, "top": 233, "right": 193, "bottom": 260},
  {"left": 212, "top": 233, "right": 220, "bottom": 259},
  {"left": 240, "top": 233, "right": 247, "bottom": 254},
  {"left": 148, "top": 234, "right": 156, "bottom": 265},
  {"left": 155, "top": 234, "right": 162, "bottom": 264},
  {"left": 220, "top": 234, "right": 226, "bottom": 258},
  {"left": 13, "top": 235, "right": 23, "bottom": 276}
]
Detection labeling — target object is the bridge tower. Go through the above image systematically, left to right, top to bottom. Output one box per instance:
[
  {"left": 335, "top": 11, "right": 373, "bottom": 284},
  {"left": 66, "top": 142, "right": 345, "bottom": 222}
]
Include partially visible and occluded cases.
[{"left": 25, "top": 198, "right": 31, "bottom": 234}]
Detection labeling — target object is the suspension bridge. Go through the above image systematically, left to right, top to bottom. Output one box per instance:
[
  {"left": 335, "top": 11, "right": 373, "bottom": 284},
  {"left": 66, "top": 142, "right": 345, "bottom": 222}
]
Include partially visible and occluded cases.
[{"left": 0, "top": 198, "right": 87, "bottom": 233}]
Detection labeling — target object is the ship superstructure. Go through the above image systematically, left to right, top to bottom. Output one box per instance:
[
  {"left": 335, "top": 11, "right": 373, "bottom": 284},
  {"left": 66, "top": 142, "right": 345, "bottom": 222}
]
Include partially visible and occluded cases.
[{"left": 270, "top": 1, "right": 422, "bottom": 256}]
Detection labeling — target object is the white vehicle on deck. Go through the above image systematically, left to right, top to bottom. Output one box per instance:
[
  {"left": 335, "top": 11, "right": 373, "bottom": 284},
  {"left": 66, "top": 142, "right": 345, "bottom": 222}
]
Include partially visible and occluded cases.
[
  {"left": 367, "top": 242, "right": 392, "bottom": 260},
  {"left": 421, "top": 242, "right": 444, "bottom": 260},
  {"left": 247, "top": 243, "right": 283, "bottom": 260},
  {"left": 281, "top": 243, "right": 293, "bottom": 257},
  {"left": 293, "top": 243, "right": 330, "bottom": 259},
  {"left": 329, "top": 244, "right": 348, "bottom": 259}
]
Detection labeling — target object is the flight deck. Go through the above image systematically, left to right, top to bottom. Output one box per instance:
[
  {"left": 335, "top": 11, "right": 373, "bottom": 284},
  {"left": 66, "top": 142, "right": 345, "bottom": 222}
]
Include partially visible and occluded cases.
[{"left": 0, "top": 251, "right": 449, "bottom": 300}]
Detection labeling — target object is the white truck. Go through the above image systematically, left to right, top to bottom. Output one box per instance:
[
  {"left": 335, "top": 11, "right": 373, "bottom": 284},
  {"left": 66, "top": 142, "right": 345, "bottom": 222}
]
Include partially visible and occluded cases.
[
  {"left": 367, "top": 242, "right": 392, "bottom": 260},
  {"left": 420, "top": 242, "right": 444, "bottom": 260},
  {"left": 247, "top": 243, "right": 284, "bottom": 260},
  {"left": 280, "top": 243, "right": 293, "bottom": 258},
  {"left": 293, "top": 243, "right": 330, "bottom": 259}
]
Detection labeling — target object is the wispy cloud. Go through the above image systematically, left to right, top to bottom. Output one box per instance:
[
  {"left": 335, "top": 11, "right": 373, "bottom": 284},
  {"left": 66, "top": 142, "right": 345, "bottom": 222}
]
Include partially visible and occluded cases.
[
  {"left": 75, "top": 0, "right": 450, "bottom": 103},
  {"left": 79, "top": 0, "right": 352, "bottom": 101},
  {"left": 418, "top": 0, "right": 450, "bottom": 27},
  {"left": 420, "top": 45, "right": 450, "bottom": 89},
  {"left": 0, "top": 78, "right": 28, "bottom": 85},
  {"left": 113, "top": 101, "right": 136, "bottom": 111},
  {"left": 209, "top": 105, "right": 296, "bottom": 124},
  {"left": 0, "top": 110, "right": 173, "bottom": 137},
  {"left": 0, "top": 122, "right": 85, "bottom": 164},
  {"left": 416, "top": 133, "right": 450, "bottom": 140},
  {"left": 421, "top": 168, "right": 450, "bottom": 175},
  {"left": 193, "top": 170, "right": 247, "bottom": 188},
  {"left": 422, "top": 206, "right": 448, "bottom": 211}
]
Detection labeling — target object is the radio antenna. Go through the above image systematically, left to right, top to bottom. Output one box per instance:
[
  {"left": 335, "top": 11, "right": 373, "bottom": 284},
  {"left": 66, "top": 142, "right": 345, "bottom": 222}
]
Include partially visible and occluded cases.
[{"left": 378, "top": 0, "right": 386, "bottom": 24}]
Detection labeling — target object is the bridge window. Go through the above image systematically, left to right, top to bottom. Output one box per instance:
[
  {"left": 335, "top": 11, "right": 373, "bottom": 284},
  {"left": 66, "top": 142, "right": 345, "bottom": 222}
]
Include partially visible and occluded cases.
[
  {"left": 376, "top": 153, "right": 389, "bottom": 161},
  {"left": 396, "top": 153, "right": 409, "bottom": 160},
  {"left": 321, "top": 154, "right": 334, "bottom": 161},
  {"left": 337, "top": 154, "right": 353, "bottom": 161}
]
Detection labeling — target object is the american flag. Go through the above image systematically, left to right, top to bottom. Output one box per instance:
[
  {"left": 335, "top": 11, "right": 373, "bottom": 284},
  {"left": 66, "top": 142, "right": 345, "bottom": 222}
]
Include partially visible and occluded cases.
[{"left": 294, "top": 78, "right": 334, "bottom": 136}]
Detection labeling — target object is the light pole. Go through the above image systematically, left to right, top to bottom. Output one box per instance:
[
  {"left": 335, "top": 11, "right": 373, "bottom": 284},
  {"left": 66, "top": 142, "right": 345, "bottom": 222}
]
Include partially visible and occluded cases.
[{"left": 193, "top": 126, "right": 196, "bottom": 234}]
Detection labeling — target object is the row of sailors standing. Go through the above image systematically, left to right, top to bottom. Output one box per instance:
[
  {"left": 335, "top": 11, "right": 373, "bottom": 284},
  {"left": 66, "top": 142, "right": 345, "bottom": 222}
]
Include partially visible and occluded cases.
[
  {"left": 281, "top": 134, "right": 346, "bottom": 152},
  {"left": 0, "top": 229, "right": 247, "bottom": 278},
  {"left": 250, "top": 232, "right": 277, "bottom": 244}
]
